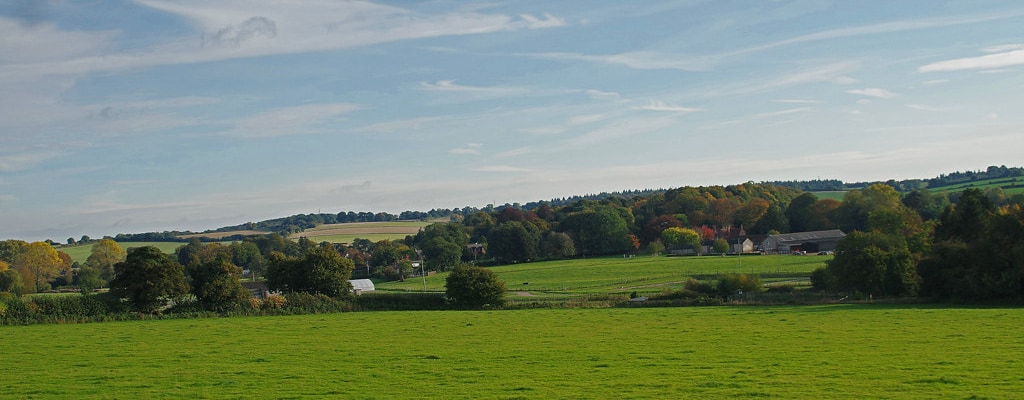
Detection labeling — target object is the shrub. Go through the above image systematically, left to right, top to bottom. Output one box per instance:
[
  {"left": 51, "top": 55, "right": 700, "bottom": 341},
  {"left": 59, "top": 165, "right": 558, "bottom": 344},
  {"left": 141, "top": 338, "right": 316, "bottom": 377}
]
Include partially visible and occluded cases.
[
  {"left": 445, "top": 264, "right": 507, "bottom": 309},
  {"left": 717, "top": 273, "right": 763, "bottom": 297},
  {"left": 262, "top": 294, "right": 286, "bottom": 310}
]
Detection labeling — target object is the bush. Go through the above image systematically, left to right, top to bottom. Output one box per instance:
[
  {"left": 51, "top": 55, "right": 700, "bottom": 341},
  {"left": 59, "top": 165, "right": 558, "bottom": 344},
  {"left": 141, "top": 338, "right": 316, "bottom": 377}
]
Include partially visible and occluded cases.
[
  {"left": 445, "top": 264, "right": 507, "bottom": 309},
  {"left": 716, "top": 273, "right": 763, "bottom": 297}
]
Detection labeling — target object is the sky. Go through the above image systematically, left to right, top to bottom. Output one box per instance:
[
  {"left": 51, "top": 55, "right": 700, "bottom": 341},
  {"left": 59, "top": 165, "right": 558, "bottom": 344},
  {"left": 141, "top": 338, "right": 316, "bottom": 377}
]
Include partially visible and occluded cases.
[{"left": 2, "top": 0, "right": 1023, "bottom": 241}]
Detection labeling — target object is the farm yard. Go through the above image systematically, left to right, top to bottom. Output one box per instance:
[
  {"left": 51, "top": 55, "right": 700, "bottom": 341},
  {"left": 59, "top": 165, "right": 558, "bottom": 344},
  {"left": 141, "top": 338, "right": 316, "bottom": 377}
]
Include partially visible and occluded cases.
[{"left": 2, "top": 305, "right": 1021, "bottom": 398}]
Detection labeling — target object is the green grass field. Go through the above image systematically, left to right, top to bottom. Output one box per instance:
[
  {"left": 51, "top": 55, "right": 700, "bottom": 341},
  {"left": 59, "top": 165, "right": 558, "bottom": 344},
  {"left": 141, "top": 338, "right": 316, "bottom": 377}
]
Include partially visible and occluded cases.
[
  {"left": 928, "top": 176, "right": 1024, "bottom": 194},
  {"left": 808, "top": 190, "right": 847, "bottom": 201},
  {"left": 60, "top": 242, "right": 187, "bottom": 264},
  {"left": 380, "top": 255, "right": 829, "bottom": 297},
  {"left": 1, "top": 305, "right": 1020, "bottom": 399}
]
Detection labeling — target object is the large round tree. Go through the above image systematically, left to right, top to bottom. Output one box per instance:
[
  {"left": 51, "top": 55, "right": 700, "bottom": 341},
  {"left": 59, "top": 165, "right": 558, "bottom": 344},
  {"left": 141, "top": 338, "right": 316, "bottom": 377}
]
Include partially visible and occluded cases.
[{"left": 109, "top": 246, "right": 189, "bottom": 313}]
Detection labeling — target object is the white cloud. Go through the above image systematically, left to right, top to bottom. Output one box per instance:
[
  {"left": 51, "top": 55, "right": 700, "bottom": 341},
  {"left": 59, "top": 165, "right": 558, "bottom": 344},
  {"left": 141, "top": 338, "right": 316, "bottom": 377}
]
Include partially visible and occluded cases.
[
  {"left": 519, "top": 13, "right": 567, "bottom": 29},
  {"left": 919, "top": 48, "right": 1024, "bottom": 72},
  {"left": 846, "top": 88, "right": 898, "bottom": 98},
  {"left": 634, "top": 100, "right": 704, "bottom": 113},
  {"left": 222, "top": 103, "right": 362, "bottom": 138}
]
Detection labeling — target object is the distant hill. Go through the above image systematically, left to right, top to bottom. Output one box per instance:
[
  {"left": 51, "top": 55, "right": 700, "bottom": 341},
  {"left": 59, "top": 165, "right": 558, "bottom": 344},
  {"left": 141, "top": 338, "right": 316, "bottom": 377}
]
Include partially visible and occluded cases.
[
  {"left": 108, "top": 165, "right": 1024, "bottom": 242},
  {"left": 766, "top": 165, "right": 1023, "bottom": 193}
]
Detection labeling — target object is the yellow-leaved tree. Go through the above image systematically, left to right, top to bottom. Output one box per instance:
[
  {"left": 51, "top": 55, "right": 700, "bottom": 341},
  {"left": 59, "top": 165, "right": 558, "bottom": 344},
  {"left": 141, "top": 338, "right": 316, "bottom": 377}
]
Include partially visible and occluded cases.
[
  {"left": 86, "top": 239, "right": 126, "bottom": 282},
  {"left": 14, "top": 242, "right": 62, "bottom": 292}
]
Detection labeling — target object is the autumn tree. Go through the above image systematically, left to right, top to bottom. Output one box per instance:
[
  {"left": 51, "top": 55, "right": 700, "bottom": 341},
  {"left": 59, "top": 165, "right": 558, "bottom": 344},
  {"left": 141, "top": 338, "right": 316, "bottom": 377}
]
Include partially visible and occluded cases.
[
  {"left": 641, "top": 215, "right": 683, "bottom": 244},
  {"left": 661, "top": 227, "right": 702, "bottom": 254},
  {"left": 86, "top": 238, "right": 126, "bottom": 283},
  {"left": 0, "top": 240, "right": 27, "bottom": 264},
  {"left": 13, "top": 242, "right": 63, "bottom": 292},
  {"left": 109, "top": 246, "right": 189, "bottom": 313}
]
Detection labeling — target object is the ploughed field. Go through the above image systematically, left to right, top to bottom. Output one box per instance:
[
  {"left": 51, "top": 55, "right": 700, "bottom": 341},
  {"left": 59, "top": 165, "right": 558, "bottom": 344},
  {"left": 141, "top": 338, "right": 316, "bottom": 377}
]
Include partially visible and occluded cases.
[{"left": 2, "top": 306, "right": 1021, "bottom": 399}]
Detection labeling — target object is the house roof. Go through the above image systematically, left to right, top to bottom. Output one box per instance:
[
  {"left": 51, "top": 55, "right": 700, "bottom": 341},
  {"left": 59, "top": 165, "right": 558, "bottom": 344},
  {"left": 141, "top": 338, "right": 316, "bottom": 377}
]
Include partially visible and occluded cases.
[{"left": 764, "top": 229, "right": 846, "bottom": 244}]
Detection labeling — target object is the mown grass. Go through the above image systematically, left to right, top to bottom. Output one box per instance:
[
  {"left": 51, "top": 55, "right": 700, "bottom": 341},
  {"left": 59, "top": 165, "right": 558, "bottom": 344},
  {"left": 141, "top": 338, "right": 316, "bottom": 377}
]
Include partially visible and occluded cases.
[{"left": 1, "top": 305, "right": 1021, "bottom": 399}]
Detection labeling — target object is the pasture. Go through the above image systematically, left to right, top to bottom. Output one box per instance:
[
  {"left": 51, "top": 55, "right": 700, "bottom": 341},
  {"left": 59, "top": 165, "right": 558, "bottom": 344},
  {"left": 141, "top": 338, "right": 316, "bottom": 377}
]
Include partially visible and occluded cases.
[
  {"left": 928, "top": 176, "right": 1024, "bottom": 195},
  {"left": 288, "top": 221, "right": 431, "bottom": 244},
  {"left": 60, "top": 242, "right": 187, "bottom": 264},
  {"left": 380, "top": 254, "right": 829, "bottom": 298},
  {"left": 1, "top": 305, "right": 1021, "bottom": 398}
]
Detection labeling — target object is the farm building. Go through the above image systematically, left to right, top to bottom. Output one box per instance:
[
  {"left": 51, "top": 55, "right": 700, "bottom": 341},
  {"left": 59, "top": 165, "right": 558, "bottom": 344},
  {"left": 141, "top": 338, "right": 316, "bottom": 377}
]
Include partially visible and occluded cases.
[
  {"left": 761, "top": 230, "right": 846, "bottom": 254},
  {"left": 729, "top": 238, "right": 754, "bottom": 254},
  {"left": 349, "top": 279, "right": 375, "bottom": 295}
]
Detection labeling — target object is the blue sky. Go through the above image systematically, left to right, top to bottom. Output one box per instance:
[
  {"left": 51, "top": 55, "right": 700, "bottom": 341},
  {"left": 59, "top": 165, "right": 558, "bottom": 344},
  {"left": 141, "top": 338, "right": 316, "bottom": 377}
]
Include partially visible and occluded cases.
[{"left": 2, "top": 1, "right": 1023, "bottom": 241}]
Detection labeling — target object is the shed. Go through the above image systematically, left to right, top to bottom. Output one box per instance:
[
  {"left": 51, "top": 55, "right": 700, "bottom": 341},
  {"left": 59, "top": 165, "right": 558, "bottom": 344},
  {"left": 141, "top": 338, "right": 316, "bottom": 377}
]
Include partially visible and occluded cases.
[{"left": 349, "top": 279, "right": 375, "bottom": 295}]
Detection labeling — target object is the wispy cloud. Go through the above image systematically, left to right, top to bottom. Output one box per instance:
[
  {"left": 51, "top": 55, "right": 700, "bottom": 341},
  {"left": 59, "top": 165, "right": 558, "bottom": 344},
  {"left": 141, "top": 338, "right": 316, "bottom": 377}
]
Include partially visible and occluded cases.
[
  {"left": 2, "top": 2, "right": 565, "bottom": 82},
  {"left": 724, "top": 12, "right": 1024, "bottom": 60},
  {"left": 519, "top": 13, "right": 566, "bottom": 29},
  {"left": 919, "top": 45, "right": 1024, "bottom": 72},
  {"left": 524, "top": 50, "right": 716, "bottom": 72},
  {"left": 419, "top": 80, "right": 530, "bottom": 96},
  {"left": 846, "top": 88, "right": 898, "bottom": 98},
  {"left": 774, "top": 99, "right": 821, "bottom": 104},
  {"left": 634, "top": 100, "right": 704, "bottom": 113},
  {"left": 221, "top": 103, "right": 362, "bottom": 138},
  {"left": 906, "top": 104, "right": 948, "bottom": 112},
  {"left": 752, "top": 107, "right": 813, "bottom": 119},
  {"left": 353, "top": 116, "right": 446, "bottom": 134},
  {"left": 449, "top": 143, "right": 482, "bottom": 155},
  {"left": 476, "top": 165, "right": 536, "bottom": 173}
]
